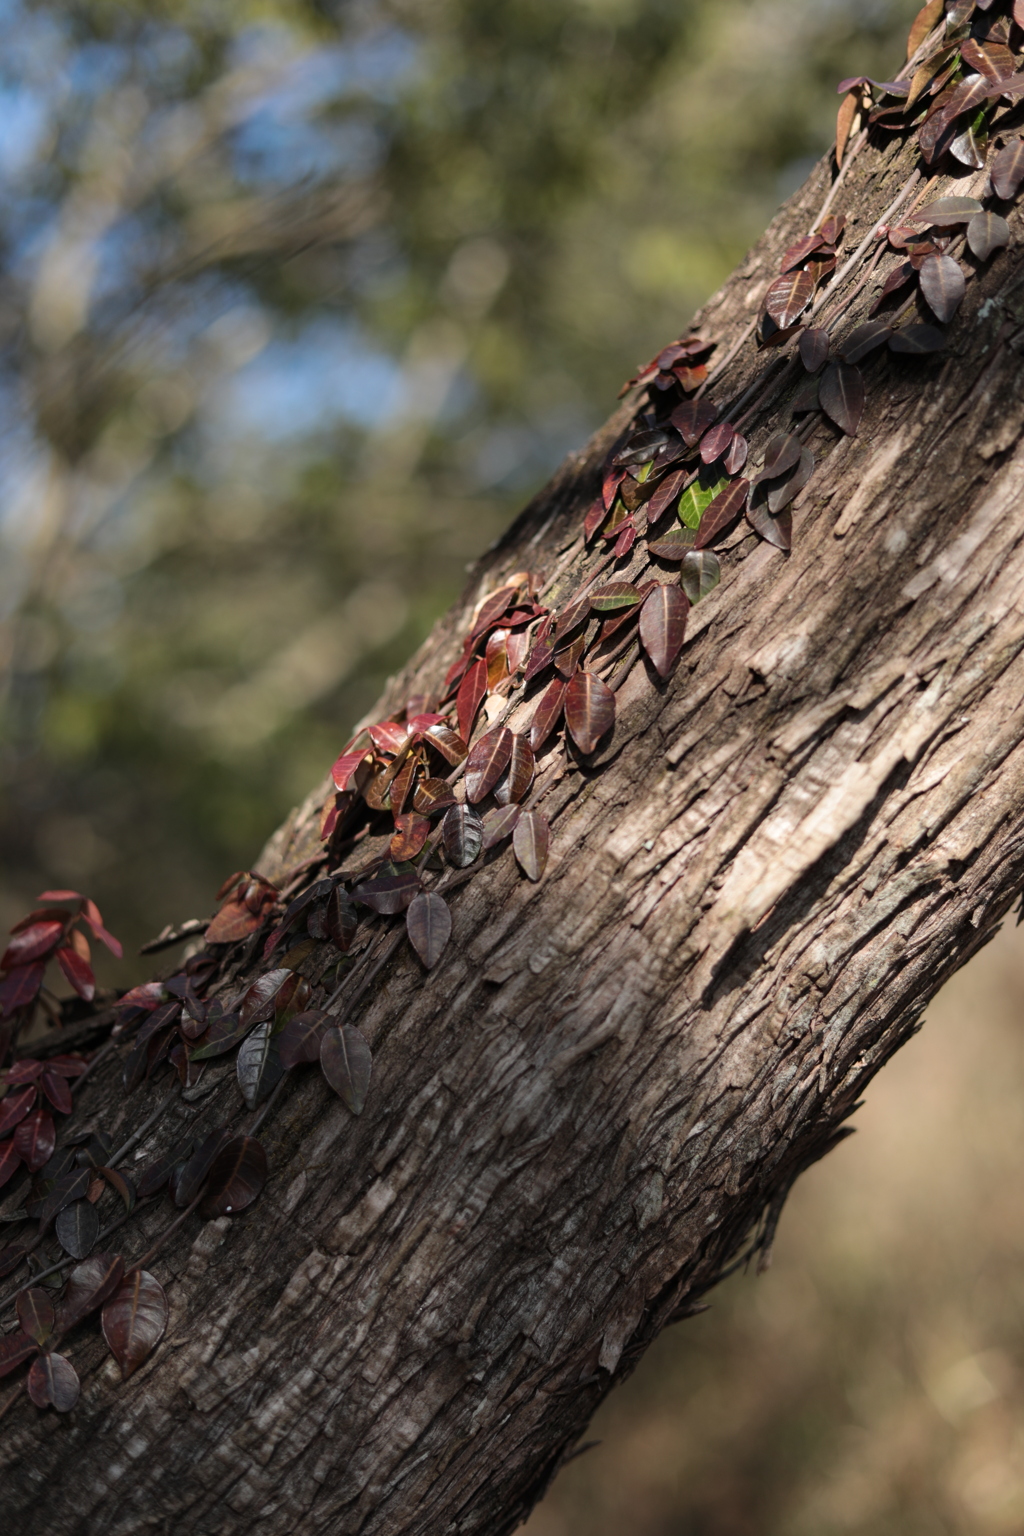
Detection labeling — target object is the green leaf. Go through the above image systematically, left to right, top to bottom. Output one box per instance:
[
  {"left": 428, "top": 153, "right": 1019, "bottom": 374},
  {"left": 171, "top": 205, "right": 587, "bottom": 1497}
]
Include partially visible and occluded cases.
[{"left": 678, "top": 471, "right": 730, "bottom": 530}]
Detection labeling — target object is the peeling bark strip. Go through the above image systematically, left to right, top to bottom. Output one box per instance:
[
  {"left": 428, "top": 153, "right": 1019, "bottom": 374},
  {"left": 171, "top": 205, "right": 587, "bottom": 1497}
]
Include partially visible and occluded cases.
[{"left": 10, "top": 47, "right": 1024, "bottom": 1536}]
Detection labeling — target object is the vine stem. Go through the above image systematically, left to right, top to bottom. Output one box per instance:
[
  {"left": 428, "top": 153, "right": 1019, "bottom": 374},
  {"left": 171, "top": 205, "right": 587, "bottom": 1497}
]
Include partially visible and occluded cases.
[{"left": 0, "top": 1204, "right": 139, "bottom": 1317}]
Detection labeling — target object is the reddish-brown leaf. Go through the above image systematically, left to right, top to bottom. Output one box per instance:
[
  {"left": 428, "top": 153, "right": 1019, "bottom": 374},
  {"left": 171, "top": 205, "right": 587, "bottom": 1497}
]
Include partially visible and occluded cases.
[
  {"left": 906, "top": 0, "right": 943, "bottom": 60},
  {"left": 835, "top": 89, "right": 861, "bottom": 169},
  {"left": 992, "top": 138, "right": 1024, "bottom": 200},
  {"left": 779, "top": 234, "right": 825, "bottom": 274},
  {"left": 869, "top": 260, "right": 916, "bottom": 314},
  {"left": 764, "top": 269, "right": 814, "bottom": 330},
  {"left": 838, "top": 320, "right": 893, "bottom": 364},
  {"left": 798, "top": 329, "right": 829, "bottom": 373},
  {"left": 819, "top": 361, "right": 865, "bottom": 436},
  {"left": 669, "top": 400, "right": 718, "bottom": 447},
  {"left": 698, "top": 423, "right": 734, "bottom": 465},
  {"left": 761, "top": 431, "right": 803, "bottom": 479},
  {"left": 722, "top": 432, "right": 748, "bottom": 474},
  {"left": 768, "top": 447, "right": 815, "bottom": 513},
  {"left": 601, "top": 463, "right": 627, "bottom": 510},
  {"left": 645, "top": 467, "right": 688, "bottom": 522},
  {"left": 694, "top": 479, "right": 750, "bottom": 549},
  {"left": 583, "top": 498, "right": 606, "bottom": 541},
  {"left": 647, "top": 526, "right": 696, "bottom": 561},
  {"left": 589, "top": 582, "right": 641, "bottom": 612},
  {"left": 470, "top": 584, "right": 519, "bottom": 640},
  {"left": 638, "top": 585, "right": 689, "bottom": 678},
  {"left": 523, "top": 616, "right": 555, "bottom": 683},
  {"left": 485, "top": 629, "right": 510, "bottom": 690},
  {"left": 553, "top": 633, "right": 586, "bottom": 678},
  {"left": 456, "top": 658, "right": 487, "bottom": 744},
  {"left": 565, "top": 672, "right": 616, "bottom": 755},
  {"left": 529, "top": 678, "right": 568, "bottom": 754},
  {"left": 424, "top": 722, "right": 469, "bottom": 766},
  {"left": 465, "top": 727, "right": 514, "bottom": 804},
  {"left": 495, "top": 734, "right": 535, "bottom": 805},
  {"left": 330, "top": 748, "right": 370, "bottom": 793},
  {"left": 412, "top": 776, "right": 457, "bottom": 816},
  {"left": 481, "top": 804, "right": 522, "bottom": 850},
  {"left": 441, "top": 805, "right": 484, "bottom": 868},
  {"left": 513, "top": 811, "right": 551, "bottom": 882},
  {"left": 390, "top": 813, "right": 431, "bottom": 862},
  {"left": 406, "top": 892, "right": 452, "bottom": 970},
  {"left": 80, "top": 898, "right": 122, "bottom": 958},
  {"left": 205, "top": 899, "right": 261, "bottom": 945},
  {"left": 0, "top": 920, "right": 64, "bottom": 971},
  {"left": 0, "top": 961, "right": 45, "bottom": 1017},
  {"left": 238, "top": 969, "right": 294, "bottom": 1029},
  {"left": 320, "top": 1025, "right": 372, "bottom": 1115},
  {"left": 5, "top": 1058, "right": 45, "bottom": 1082},
  {"left": 40, "top": 1069, "right": 72, "bottom": 1115},
  {"left": 0, "top": 1085, "right": 35, "bottom": 1139},
  {"left": 14, "top": 1108, "right": 55, "bottom": 1172},
  {"left": 200, "top": 1136, "right": 268, "bottom": 1219},
  {"left": 32, "top": 1167, "right": 91, "bottom": 1230},
  {"left": 54, "top": 1199, "right": 100, "bottom": 1260},
  {"left": 61, "top": 1252, "right": 126, "bottom": 1328},
  {"left": 102, "top": 1269, "right": 168, "bottom": 1380},
  {"left": 17, "top": 1288, "right": 54, "bottom": 1346},
  {"left": 0, "top": 1330, "right": 38, "bottom": 1378},
  {"left": 27, "top": 1351, "right": 80, "bottom": 1412}
]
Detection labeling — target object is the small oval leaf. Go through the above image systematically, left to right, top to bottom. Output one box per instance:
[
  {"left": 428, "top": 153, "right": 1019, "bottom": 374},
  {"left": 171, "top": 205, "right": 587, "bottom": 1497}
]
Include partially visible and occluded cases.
[
  {"left": 967, "top": 210, "right": 1010, "bottom": 261},
  {"left": 919, "top": 254, "right": 965, "bottom": 323},
  {"left": 763, "top": 269, "right": 814, "bottom": 329},
  {"left": 798, "top": 328, "right": 829, "bottom": 372},
  {"left": 819, "top": 361, "right": 865, "bottom": 436},
  {"left": 694, "top": 478, "right": 750, "bottom": 548},
  {"left": 680, "top": 550, "right": 721, "bottom": 605},
  {"left": 639, "top": 584, "right": 689, "bottom": 678},
  {"left": 564, "top": 671, "right": 616, "bottom": 755},
  {"left": 529, "top": 676, "right": 568, "bottom": 754},
  {"left": 465, "top": 727, "right": 514, "bottom": 804},
  {"left": 481, "top": 804, "right": 522, "bottom": 850},
  {"left": 441, "top": 805, "right": 484, "bottom": 868},
  {"left": 513, "top": 811, "right": 551, "bottom": 882},
  {"left": 406, "top": 892, "right": 452, "bottom": 970},
  {"left": 278, "top": 1010, "right": 330, "bottom": 1069},
  {"left": 236, "top": 1020, "right": 284, "bottom": 1111},
  {"left": 320, "top": 1025, "right": 372, "bottom": 1116},
  {"left": 200, "top": 1136, "right": 268, "bottom": 1219},
  {"left": 54, "top": 1199, "right": 100, "bottom": 1261},
  {"left": 61, "top": 1252, "right": 126, "bottom": 1328},
  {"left": 101, "top": 1270, "right": 168, "bottom": 1380},
  {"left": 17, "top": 1287, "right": 54, "bottom": 1346},
  {"left": 27, "top": 1351, "right": 80, "bottom": 1412}
]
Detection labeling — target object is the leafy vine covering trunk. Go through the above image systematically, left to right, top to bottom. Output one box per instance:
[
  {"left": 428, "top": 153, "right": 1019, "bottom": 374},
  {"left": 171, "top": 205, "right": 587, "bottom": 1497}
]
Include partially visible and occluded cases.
[{"left": 6, "top": 2, "right": 1024, "bottom": 1530}]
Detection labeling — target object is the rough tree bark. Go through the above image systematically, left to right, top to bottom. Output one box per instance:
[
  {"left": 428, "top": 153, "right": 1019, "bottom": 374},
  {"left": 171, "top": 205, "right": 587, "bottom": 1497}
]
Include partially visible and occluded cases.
[{"left": 5, "top": 112, "right": 1024, "bottom": 1536}]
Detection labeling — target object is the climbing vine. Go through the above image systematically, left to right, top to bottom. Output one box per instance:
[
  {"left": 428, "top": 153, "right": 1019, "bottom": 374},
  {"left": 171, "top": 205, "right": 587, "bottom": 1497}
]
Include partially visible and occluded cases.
[{"left": 3, "top": 0, "right": 1024, "bottom": 1419}]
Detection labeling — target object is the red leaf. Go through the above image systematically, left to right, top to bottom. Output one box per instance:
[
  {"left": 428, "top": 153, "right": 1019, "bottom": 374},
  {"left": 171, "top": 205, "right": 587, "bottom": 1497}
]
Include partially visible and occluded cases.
[
  {"left": 779, "top": 233, "right": 825, "bottom": 273},
  {"left": 763, "top": 269, "right": 814, "bottom": 329},
  {"left": 819, "top": 361, "right": 865, "bottom": 436},
  {"left": 699, "top": 423, "right": 734, "bottom": 465},
  {"left": 761, "top": 431, "right": 803, "bottom": 479},
  {"left": 723, "top": 432, "right": 748, "bottom": 475},
  {"left": 601, "top": 464, "right": 627, "bottom": 511},
  {"left": 645, "top": 467, "right": 688, "bottom": 522},
  {"left": 694, "top": 479, "right": 750, "bottom": 549},
  {"left": 583, "top": 499, "right": 606, "bottom": 541},
  {"left": 747, "top": 499, "right": 793, "bottom": 551},
  {"left": 612, "top": 521, "right": 636, "bottom": 559},
  {"left": 589, "top": 582, "right": 641, "bottom": 613},
  {"left": 470, "top": 584, "right": 519, "bottom": 640},
  {"left": 639, "top": 585, "right": 689, "bottom": 678},
  {"left": 524, "top": 616, "right": 555, "bottom": 683},
  {"left": 485, "top": 629, "right": 510, "bottom": 690},
  {"left": 553, "top": 633, "right": 586, "bottom": 678},
  {"left": 456, "top": 658, "right": 488, "bottom": 744},
  {"left": 564, "top": 672, "right": 616, "bottom": 755},
  {"left": 529, "top": 677, "right": 568, "bottom": 754},
  {"left": 366, "top": 721, "right": 409, "bottom": 755},
  {"left": 423, "top": 722, "right": 469, "bottom": 766},
  {"left": 465, "top": 727, "right": 514, "bottom": 804},
  {"left": 331, "top": 748, "right": 371, "bottom": 793},
  {"left": 412, "top": 777, "right": 457, "bottom": 816},
  {"left": 481, "top": 804, "right": 522, "bottom": 849},
  {"left": 513, "top": 811, "right": 551, "bottom": 882},
  {"left": 351, "top": 872, "right": 421, "bottom": 915},
  {"left": 36, "top": 889, "right": 83, "bottom": 902},
  {"left": 406, "top": 892, "right": 452, "bottom": 970},
  {"left": 81, "top": 899, "right": 123, "bottom": 959},
  {"left": 205, "top": 899, "right": 261, "bottom": 945},
  {"left": 0, "top": 921, "right": 64, "bottom": 971},
  {"left": 54, "top": 946, "right": 95, "bottom": 1002},
  {"left": 0, "top": 961, "right": 45, "bottom": 1018},
  {"left": 116, "top": 980, "right": 167, "bottom": 1012},
  {"left": 320, "top": 1025, "right": 372, "bottom": 1115},
  {"left": 45, "top": 1054, "right": 87, "bottom": 1078},
  {"left": 5, "top": 1058, "right": 44, "bottom": 1084},
  {"left": 40, "top": 1071, "right": 72, "bottom": 1115},
  {"left": 0, "top": 1086, "right": 36, "bottom": 1138},
  {"left": 14, "top": 1108, "right": 55, "bottom": 1171},
  {"left": 200, "top": 1136, "right": 268, "bottom": 1219},
  {"left": 0, "top": 1137, "right": 23, "bottom": 1189},
  {"left": 61, "top": 1252, "right": 125, "bottom": 1328},
  {"left": 102, "top": 1270, "right": 168, "bottom": 1380},
  {"left": 27, "top": 1352, "right": 80, "bottom": 1412}
]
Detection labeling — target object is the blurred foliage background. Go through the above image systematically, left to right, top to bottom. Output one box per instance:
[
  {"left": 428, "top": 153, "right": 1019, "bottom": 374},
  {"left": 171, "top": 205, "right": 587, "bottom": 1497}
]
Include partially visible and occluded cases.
[{"left": 9, "top": 1, "right": 1024, "bottom": 1531}]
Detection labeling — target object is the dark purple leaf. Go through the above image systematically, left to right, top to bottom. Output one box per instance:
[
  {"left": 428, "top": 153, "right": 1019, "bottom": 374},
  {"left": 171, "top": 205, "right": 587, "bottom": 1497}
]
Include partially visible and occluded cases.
[
  {"left": 991, "top": 137, "right": 1024, "bottom": 200},
  {"left": 779, "top": 233, "right": 825, "bottom": 273},
  {"left": 919, "top": 254, "right": 965, "bottom": 323},
  {"left": 839, "top": 320, "right": 893, "bottom": 364},
  {"left": 888, "top": 324, "right": 947, "bottom": 354},
  {"left": 798, "top": 328, "right": 829, "bottom": 372},
  {"left": 819, "top": 361, "right": 865, "bottom": 435},
  {"left": 669, "top": 399, "right": 718, "bottom": 446},
  {"left": 699, "top": 423, "right": 735, "bottom": 465},
  {"left": 761, "top": 431, "right": 802, "bottom": 479},
  {"left": 723, "top": 432, "right": 748, "bottom": 474},
  {"left": 767, "top": 447, "right": 815, "bottom": 513},
  {"left": 645, "top": 467, "right": 688, "bottom": 521},
  {"left": 747, "top": 500, "right": 793, "bottom": 551},
  {"left": 523, "top": 616, "right": 556, "bottom": 682},
  {"left": 565, "top": 672, "right": 616, "bottom": 755},
  {"left": 529, "top": 678, "right": 568, "bottom": 754},
  {"left": 494, "top": 733, "right": 535, "bottom": 805},
  {"left": 413, "top": 777, "right": 457, "bottom": 817},
  {"left": 441, "top": 805, "right": 484, "bottom": 868},
  {"left": 351, "top": 871, "right": 421, "bottom": 915},
  {"left": 406, "top": 892, "right": 452, "bottom": 970},
  {"left": 0, "top": 920, "right": 64, "bottom": 971},
  {"left": 55, "top": 946, "right": 95, "bottom": 1002},
  {"left": 0, "top": 961, "right": 45, "bottom": 1018},
  {"left": 239, "top": 969, "right": 294, "bottom": 1029},
  {"left": 279, "top": 1010, "right": 330, "bottom": 1069},
  {"left": 188, "top": 1011, "right": 248, "bottom": 1062},
  {"left": 236, "top": 1020, "right": 284, "bottom": 1111},
  {"left": 320, "top": 1024, "right": 372, "bottom": 1116},
  {"left": 39, "top": 1070, "right": 72, "bottom": 1115},
  {"left": 0, "top": 1086, "right": 36, "bottom": 1139},
  {"left": 14, "top": 1109, "right": 55, "bottom": 1172},
  {"left": 173, "top": 1128, "right": 232, "bottom": 1207},
  {"left": 200, "top": 1136, "right": 267, "bottom": 1219},
  {"left": 0, "top": 1137, "right": 23, "bottom": 1189},
  {"left": 97, "top": 1166, "right": 136, "bottom": 1214},
  {"left": 32, "top": 1167, "right": 90, "bottom": 1230},
  {"left": 55, "top": 1200, "right": 100, "bottom": 1260},
  {"left": 0, "top": 1243, "right": 33, "bottom": 1278},
  {"left": 61, "top": 1252, "right": 126, "bottom": 1328},
  {"left": 102, "top": 1269, "right": 168, "bottom": 1380},
  {"left": 0, "top": 1331, "right": 37, "bottom": 1378},
  {"left": 27, "top": 1351, "right": 80, "bottom": 1412}
]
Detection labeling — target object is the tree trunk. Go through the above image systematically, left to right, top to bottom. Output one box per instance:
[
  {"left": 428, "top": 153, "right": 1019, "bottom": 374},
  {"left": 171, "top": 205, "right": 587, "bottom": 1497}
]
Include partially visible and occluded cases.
[{"left": 5, "top": 121, "right": 1024, "bottom": 1535}]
